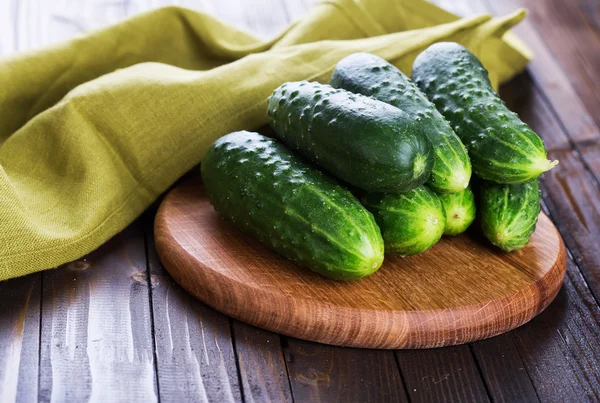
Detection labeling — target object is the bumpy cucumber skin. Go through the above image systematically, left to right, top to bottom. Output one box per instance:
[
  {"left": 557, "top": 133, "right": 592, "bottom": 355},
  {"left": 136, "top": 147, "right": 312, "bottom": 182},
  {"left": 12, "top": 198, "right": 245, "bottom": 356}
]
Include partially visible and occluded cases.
[
  {"left": 412, "top": 42, "right": 558, "bottom": 184},
  {"left": 330, "top": 52, "right": 471, "bottom": 194},
  {"left": 267, "top": 81, "right": 434, "bottom": 193},
  {"left": 201, "top": 131, "right": 384, "bottom": 280},
  {"left": 479, "top": 180, "right": 541, "bottom": 252},
  {"left": 437, "top": 186, "right": 476, "bottom": 235},
  {"left": 360, "top": 187, "right": 445, "bottom": 256}
]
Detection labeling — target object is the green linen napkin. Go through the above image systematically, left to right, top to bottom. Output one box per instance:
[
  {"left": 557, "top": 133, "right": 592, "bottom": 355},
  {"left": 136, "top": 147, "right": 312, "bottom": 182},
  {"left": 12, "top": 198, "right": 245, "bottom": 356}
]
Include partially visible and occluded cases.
[{"left": 0, "top": 0, "right": 532, "bottom": 281}]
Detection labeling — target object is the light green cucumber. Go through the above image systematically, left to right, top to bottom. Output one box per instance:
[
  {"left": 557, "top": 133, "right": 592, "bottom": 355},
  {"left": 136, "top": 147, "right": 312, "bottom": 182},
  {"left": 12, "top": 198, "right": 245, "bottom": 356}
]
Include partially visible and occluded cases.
[
  {"left": 479, "top": 179, "right": 541, "bottom": 252},
  {"left": 437, "top": 186, "right": 476, "bottom": 235},
  {"left": 360, "top": 187, "right": 445, "bottom": 256}
]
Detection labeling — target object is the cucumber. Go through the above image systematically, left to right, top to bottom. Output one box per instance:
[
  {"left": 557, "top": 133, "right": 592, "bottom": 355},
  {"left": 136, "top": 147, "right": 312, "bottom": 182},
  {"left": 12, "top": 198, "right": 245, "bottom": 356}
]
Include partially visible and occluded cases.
[
  {"left": 412, "top": 42, "right": 558, "bottom": 184},
  {"left": 330, "top": 52, "right": 471, "bottom": 194},
  {"left": 267, "top": 81, "right": 434, "bottom": 193},
  {"left": 201, "top": 131, "right": 384, "bottom": 280},
  {"left": 479, "top": 179, "right": 541, "bottom": 252},
  {"left": 437, "top": 186, "right": 476, "bottom": 235},
  {"left": 359, "top": 187, "right": 445, "bottom": 256}
]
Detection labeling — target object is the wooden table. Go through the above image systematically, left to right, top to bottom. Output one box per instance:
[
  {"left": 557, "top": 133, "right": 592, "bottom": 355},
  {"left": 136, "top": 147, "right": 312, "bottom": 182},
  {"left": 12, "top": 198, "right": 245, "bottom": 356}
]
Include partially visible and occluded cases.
[{"left": 1, "top": 0, "right": 598, "bottom": 402}]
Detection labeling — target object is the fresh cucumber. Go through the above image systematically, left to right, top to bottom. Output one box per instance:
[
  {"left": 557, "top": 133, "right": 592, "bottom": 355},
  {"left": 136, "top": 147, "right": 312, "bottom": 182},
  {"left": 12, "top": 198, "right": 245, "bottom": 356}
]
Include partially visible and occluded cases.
[
  {"left": 412, "top": 42, "right": 558, "bottom": 184},
  {"left": 330, "top": 52, "right": 471, "bottom": 194},
  {"left": 267, "top": 81, "right": 434, "bottom": 193},
  {"left": 201, "top": 131, "right": 384, "bottom": 280},
  {"left": 479, "top": 179, "right": 541, "bottom": 252},
  {"left": 438, "top": 186, "right": 476, "bottom": 235},
  {"left": 359, "top": 187, "right": 445, "bottom": 256}
]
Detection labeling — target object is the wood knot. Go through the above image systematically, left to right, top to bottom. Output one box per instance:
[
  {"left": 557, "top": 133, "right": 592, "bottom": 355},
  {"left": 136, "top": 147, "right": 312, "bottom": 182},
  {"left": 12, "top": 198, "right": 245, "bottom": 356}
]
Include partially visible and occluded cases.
[
  {"left": 68, "top": 260, "right": 91, "bottom": 271},
  {"left": 131, "top": 272, "right": 159, "bottom": 288},
  {"left": 297, "top": 370, "right": 330, "bottom": 387}
]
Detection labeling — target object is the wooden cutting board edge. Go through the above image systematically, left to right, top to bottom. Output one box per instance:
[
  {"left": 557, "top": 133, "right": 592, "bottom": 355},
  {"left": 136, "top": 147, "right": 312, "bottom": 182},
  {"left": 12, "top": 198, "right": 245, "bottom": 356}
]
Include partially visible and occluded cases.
[{"left": 154, "top": 180, "right": 567, "bottom": 349}]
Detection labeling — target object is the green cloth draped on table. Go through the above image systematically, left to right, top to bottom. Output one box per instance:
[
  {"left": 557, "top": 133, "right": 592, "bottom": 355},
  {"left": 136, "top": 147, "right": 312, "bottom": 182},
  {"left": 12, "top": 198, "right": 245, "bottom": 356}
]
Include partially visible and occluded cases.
[{"left": 0, "top": 0, "right": 532, "bottom": 281}]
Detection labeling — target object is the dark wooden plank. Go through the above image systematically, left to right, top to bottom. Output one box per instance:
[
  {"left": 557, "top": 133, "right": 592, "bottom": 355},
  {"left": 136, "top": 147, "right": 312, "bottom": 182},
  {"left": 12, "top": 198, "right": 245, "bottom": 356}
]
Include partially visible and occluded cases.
[
  {"left": 486, "top": 0, "right": 600, "bottom": 184},
  {"left": 486, "top": 0, "right": 600, "bottom": 142},
  {"left": 490, "top": 0, "right": 600, "bottom": 129},
  {"left": 484, "top": 9, "right": 600, "bottom": 397},
  {"left": 580, "top": 143, "right": 600, "bottom": 180},
  {"left": 542, "top": 146, "right": 600, "bottom": 268},
  {"left": 146, "top": 197, "right": 291, "bottom": 402},
  {"left": 146, "top": 213, "right": 243, "bottom": 403},
  {"left": 39, "top": 222, "right": 157, "bottom": 402},
  {"left": 511, "top": 258, "right": 600, "bottom": 402},
  {"left": 0, "top": 274, "right": 41, "bottom": 403},
  {"left": 232, "top": 322, "right": 294, "bottom": 403},
  {"left": 470, "top": 337, "right": 540, "bottom": 403},
  {"left": 284, "top": 339, "right": 408, "bottom": 403},
  {"left": 396, "top": 346, "right": 490, "bottom": 403}
]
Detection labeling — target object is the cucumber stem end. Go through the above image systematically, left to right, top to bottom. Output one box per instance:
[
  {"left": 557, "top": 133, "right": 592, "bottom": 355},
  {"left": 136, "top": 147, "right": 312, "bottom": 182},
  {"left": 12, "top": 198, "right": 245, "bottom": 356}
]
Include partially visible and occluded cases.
[
  {"left": 413, "top": 154, "right": 428, "bottom": 179},
  {"left": 534, "top": 157, "right": 559, "bottom": 175}
]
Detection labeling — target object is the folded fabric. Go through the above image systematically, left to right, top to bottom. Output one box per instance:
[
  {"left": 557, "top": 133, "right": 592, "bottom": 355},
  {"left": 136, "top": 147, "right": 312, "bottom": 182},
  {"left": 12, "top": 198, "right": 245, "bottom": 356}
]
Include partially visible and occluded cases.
[{"left": 0, "top": 0, "right": 532, "bottom": 281}]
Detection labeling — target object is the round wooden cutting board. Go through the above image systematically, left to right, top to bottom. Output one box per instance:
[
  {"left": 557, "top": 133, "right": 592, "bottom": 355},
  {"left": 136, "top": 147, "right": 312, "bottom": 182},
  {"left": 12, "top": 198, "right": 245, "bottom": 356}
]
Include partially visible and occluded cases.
[{"left": 155, "top": 177, "right": 566, "bottom": 349}]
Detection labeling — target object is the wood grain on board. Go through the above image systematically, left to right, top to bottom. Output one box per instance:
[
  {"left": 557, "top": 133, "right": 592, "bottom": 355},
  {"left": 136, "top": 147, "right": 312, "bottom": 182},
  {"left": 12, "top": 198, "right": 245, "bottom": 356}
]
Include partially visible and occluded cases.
[{"left": 154, "top": 178, "right": 567, "bottom": 349}]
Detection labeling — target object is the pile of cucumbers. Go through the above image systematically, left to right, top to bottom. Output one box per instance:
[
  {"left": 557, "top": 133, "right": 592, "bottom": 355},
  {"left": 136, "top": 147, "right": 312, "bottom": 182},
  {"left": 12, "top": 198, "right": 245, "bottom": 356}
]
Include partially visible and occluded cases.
[{"left": 202, "top": 42, "right": 558, "bottom": 281}]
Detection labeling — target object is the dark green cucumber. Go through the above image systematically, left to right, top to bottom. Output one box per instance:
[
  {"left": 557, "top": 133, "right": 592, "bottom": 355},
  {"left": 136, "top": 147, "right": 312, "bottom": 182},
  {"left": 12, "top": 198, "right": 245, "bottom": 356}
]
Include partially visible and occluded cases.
[
  {"left": 412, "top": 42, "right": 558, "bottom": 184},
  {"left": 330, "top": 52, "right": 471, "bottom": 194},
  {"left": 267, "top": 81, "right": 434, "bottom": 193},
  {"left": 201, "top": 131, "right": 384, "bottom": 280},
  {"left": 479, "top": 180, "right": 541, "bottom": 252},
  {"left": 438, "top": 186, "right": 476, "bottom": 235},
  {"left": 360, "top": 187, "right": 445, "bottom": 256}
]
